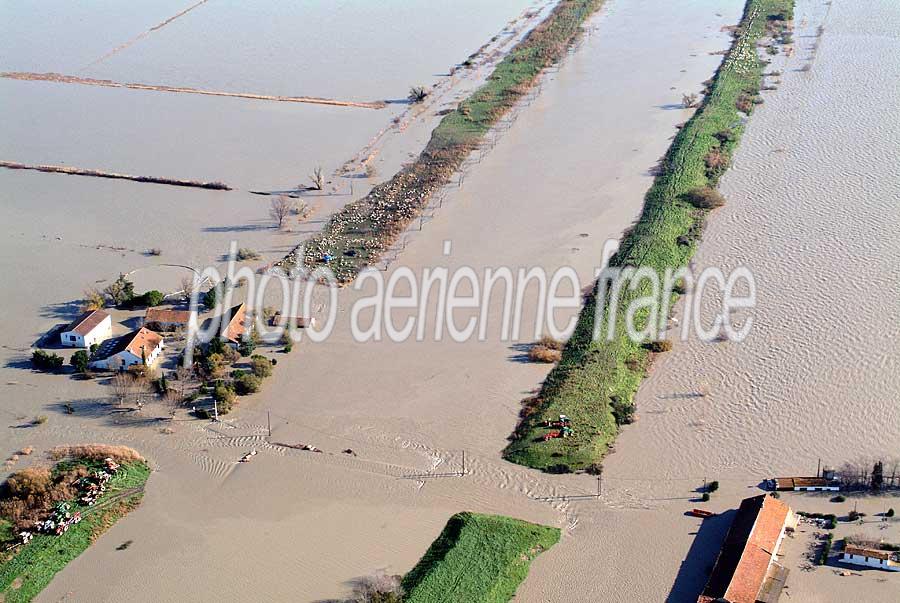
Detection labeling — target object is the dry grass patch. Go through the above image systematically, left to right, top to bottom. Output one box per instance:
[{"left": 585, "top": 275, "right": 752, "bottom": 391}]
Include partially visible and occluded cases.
[{"left": 48, "top": 444, "right": 144, "bottom": 463}]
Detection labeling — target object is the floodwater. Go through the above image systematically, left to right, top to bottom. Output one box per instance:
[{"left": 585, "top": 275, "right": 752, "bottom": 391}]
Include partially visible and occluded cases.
[{"left": 0, "top": 0, "right": 545, "bottom": 350}]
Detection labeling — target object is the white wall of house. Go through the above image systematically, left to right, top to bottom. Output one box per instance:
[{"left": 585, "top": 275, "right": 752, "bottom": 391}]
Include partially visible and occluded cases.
[
  {"left": 60, "top": 315, "right": 112, "bottom": 348},
  {"left": 90, "top": 342, "right": 163, "bottom": 371},
  {"left": 795, "top": 486, "right": 840, "bottom": 492},
  {"left": 841, "top": 553, "right": 900, "bottom": 571}
]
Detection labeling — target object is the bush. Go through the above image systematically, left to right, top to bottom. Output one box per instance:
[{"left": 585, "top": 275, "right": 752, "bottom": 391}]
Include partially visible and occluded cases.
[
  {"left": 408, "top": 86, "right": 429, "bottom": 103},
  {"left": 681, "top": 92, "right": 699, "bottom": 108},
  {"left": 713, "top": 129, "right": 736, "bottom": 143},
  {"left": 705, "top": 148, "right": 730, "bottom": 180},
  {"left": 685, "top": 187, "right": 726, "bottom": 209},
  {"left": 236, "top": 247, "right": 261, "bottom": 261},
  {"left": 147, "top": 248, "right": 162, "bottom": 256},
  {"left": 204, "top": 286, "right": 218, "bottom": 311},
  {"left": 132, "top": 290, "right": 164, "bottom": 307},
  {"left": 536, "top": 335, "right": 564, "bottom": 351},
  {"left": 238, "top": 336, "right": 257, "bottom": 357},
  {"left": 645, "top": 340, "right": 672, "bottom": 353},
  {"left": 528, "top": 345, "right": 561, "bottom": 363},
  {"left": 32, "top": 350, "right": 63, "bottom": 372},
  {"left": 71, "top": 350, "right": 90, "bottom": 373},
  {"left": 250, "top": 355, "right": 273, "bottom": 379},
  {"left": 234, "top": 372, "right": 261, "bottom": 396},
  {"left": 213, "top": 384, "right": 236, "bottom": 414},
  {"left": 610, "top": 396, "right": 635, "bottom": 426},
  {"left": 546, "top": 464, "right": 572, "bottom": 474},
  {"left": 0, "top": 466, "right": 79, "bottom": 530},
  {"left": 708, "top": 480, "right": 720, "bottom": 493},
  {"left": 701, "top": 492, "right": 710, "bottom": 502},
  {"left": 831, "top": 495, "right": 846, "bottom": 503},
  {"left": 887, "top": 508, "right": 895, "bottom": 518}
]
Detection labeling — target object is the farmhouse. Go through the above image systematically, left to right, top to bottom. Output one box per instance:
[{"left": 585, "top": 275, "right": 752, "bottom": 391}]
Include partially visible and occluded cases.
[
  {"left": 144, "top": 308, "right": 196, "bottom": 332},
  {"left": 59, "top": 309, "right": 112, "bottom": 348},
  {"left": 89, "top": 327, "right": 164, "bottom": 370},
  {"left": 770, "top": 477, "right": 840, "bottom": 492},
  {"left": 698, "top": 494, "right": 796, "bottom": 603},
  {"left": 841, "top": 545, "right": 900, "bottom": 571}
]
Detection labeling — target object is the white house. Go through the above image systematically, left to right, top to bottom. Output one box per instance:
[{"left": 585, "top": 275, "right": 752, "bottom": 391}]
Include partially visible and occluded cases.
[
  {"left": 59, "top": 309, "right": 112, "bottom": 348},
  {"left": 89, "top": 327, "right": 164, "bottom": 371},
  {"left": 841, "top": 545, "right": 900, "bottom": 571}
]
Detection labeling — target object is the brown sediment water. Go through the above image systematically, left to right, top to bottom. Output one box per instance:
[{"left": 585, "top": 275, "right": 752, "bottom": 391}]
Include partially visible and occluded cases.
[
  {"left": 82, "top": 0, "right": 213, "bottom": 70},
  {"left": 0, "top": 71, "right": 387, "bottom": 109},
  {"left": 0, "top": 161, "right": 230, "bottom": 190}
]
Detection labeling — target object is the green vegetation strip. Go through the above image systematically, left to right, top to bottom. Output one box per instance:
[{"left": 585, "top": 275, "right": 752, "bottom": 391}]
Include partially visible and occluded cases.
[
  {"left": 280, "top": 0, "right": 604, "bottom": 282},
  {"left": 504, "top": 0, "right": 794, "bottom": 472},
  {"left": 0, "top": 460, "right": 150, "bottom": 602},
  {"left": 402, "top": 512, "right": 560, "bottom": 603}
]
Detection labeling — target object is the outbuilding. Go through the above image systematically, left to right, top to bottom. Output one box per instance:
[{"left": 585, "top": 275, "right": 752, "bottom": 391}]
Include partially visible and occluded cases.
[
  {"left": 144, "top": 308, "right": 196, "bottom": 332},
  {"left": 59, "top": 309, "right": 112, "bottom": 348},
  {"left": 770, "top": 477, "right": 840, "bottom": 492},
  {"left": 841, "top": 545, "right": 900, "bottom": 571}
]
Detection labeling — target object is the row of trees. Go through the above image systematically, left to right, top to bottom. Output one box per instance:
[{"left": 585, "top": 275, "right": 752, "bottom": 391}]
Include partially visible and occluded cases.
[
  {"left": 83, "top": 274, "right": 165, "bottom": 311},
  {"left": 837, "top": 459, "right": 900, "bottom": 491}
]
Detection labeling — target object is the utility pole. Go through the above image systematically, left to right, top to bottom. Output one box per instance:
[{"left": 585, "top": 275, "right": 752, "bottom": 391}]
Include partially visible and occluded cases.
[
  {"left": 213, "top": 398, "right": 219, "bottom": 422},
  {"left": 267, "top": 411, "right": 271, "bottom": 438},
  {"left": 817, "top": 458, "right": 821, "bottom": 478},
  {"left": 597, "top": 474, "right": 602, "bottom": 498}
]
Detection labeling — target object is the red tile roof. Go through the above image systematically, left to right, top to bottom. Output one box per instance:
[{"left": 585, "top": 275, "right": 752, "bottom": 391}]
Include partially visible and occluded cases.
[
  {"left": 224, "top": 303, "right": 248, "bottom": 343},
  {"left": 145, "top": 308, "right": 194, "bottom": 325},
  {"left": 64, "top": 309, "right": 109, "bottom": 336},
  {"left": 125, "top": 327, "right": 163, "bottom": 357},
  {"left": 699, "top": 494, "right": 791, "bottom": 603}
]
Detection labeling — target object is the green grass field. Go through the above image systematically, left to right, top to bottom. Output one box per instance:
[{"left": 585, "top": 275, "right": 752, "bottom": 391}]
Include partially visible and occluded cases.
[
  {"left": 281, "top": 0, "right": 604, "bottom": 282},
  {"left": 504, "top": 0, "right": 795, "bottom": 472},
  {"left": 0, "top": 460, "right": 150, "bottom": 602},
  {"left": 402, "top": 512, "right": 560, "bottom": 603}
]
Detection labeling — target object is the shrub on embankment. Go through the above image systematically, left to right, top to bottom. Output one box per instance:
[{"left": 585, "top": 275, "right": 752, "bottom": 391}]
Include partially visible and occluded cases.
[
  {"left": 503, "top": 0, "right": 795, "bottom": 472},
  {"left": 401, "top": 512, "right": 560, "bottom": 603}
]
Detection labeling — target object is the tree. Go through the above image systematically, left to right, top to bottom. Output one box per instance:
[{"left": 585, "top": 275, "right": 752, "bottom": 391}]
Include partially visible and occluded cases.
[
  {"left": 310, "top": 166, "right": 324, "bottom": 191},
  {"left": 270, "top": 195, "right": 294, "bottom": 230},
  {"left": 104, "top": 274, "right": 135, "bottom": 306},
  {"left": 180, "top": 275, "right": 195, "bottom": 301},
  {"left": 204, "top": 285, "right": 219, "bottom": 311},
  {"left": 82, "top": 288, "right": 106, "bottom": 311},
  {"left": 138, "top": 290, "right": 165, "bottom": 307},
  {"left": 238, "top": 331, "right": 259, "bottom": 357},
  {"left": 31, "top": 350, "right": 63, "bottom": 372},
  {"left": 71, "top": 350, "right": 89, "bottom": 373},
  {"left": 250, "top": 355, "right": 273, "bottom": 378},
  {"left": 233, "top": 372, "right": 261, "bottom": 395},
  {"left": 111, "top": 373, "right": 134, "bottom": 406},
  {"left": 213, "top": 383, "right": 236, "bottom": 414},
  {"left": 872, "top": 461, "right": 884, "bottom": 491}
]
